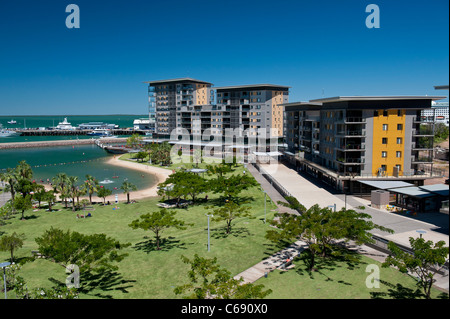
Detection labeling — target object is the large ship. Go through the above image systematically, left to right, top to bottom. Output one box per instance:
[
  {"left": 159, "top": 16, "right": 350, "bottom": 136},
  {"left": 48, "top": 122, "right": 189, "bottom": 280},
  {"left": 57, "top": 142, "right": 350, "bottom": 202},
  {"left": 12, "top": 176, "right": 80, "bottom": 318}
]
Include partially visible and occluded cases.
[{"left": 56, "top": 117, "right": 75, "bottom": 130}]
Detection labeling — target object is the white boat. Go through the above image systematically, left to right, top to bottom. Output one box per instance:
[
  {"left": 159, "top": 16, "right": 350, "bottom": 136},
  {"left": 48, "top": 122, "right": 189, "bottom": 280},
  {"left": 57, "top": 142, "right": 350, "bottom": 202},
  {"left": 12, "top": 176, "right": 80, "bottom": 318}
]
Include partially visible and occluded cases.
[
  {"left": 56, "top": 117, "right": 75, "bottom": 130},
  {"left": 7, "top": 120, "right": 17, "bottom": 124},
  {"left": 0, "top": 127, "right": 19, "bottom": 137},
  {"left": 88, "top": 128, "right": 113, "bottom": 136},
  {"left": 99, "top": 179, "right": 114, "bottom": 184}
]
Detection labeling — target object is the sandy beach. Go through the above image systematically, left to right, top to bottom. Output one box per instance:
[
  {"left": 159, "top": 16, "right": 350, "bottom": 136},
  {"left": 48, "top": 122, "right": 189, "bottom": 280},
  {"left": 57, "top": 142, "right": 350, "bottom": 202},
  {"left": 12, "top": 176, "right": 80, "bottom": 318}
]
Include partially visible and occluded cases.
[
  {"left": 42, "top": 154, "right": 172, "bottom": 204},
  {"left": 102, "top": 155, "right": 172, "bottom": 201}
]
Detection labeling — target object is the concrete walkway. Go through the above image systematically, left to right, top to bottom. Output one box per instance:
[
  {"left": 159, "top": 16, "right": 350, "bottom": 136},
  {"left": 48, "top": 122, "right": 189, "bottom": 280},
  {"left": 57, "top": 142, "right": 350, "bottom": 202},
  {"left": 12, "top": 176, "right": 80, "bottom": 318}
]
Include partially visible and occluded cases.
[
  {"left": 241, "top": 163, "right": 449, "bottom": 293},
  {"left": 234, "top": 240, "right": 308, "bottom": 284}
]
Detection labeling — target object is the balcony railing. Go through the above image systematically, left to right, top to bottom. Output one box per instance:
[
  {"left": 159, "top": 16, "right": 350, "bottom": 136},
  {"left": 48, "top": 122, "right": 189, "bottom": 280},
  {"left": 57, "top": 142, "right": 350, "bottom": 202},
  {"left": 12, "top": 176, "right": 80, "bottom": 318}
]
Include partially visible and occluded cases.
[
  {"left": 336, "top": 130, "right": 365, "bottom": 136},
  {"left": 338, "top": 144, "right": 365, "bottom": 150}
]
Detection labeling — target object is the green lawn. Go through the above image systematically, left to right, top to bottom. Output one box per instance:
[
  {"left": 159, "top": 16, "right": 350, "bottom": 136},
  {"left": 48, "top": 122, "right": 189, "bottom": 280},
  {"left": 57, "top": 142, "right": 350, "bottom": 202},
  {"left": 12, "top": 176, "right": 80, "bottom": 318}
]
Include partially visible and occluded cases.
[
  {"left": 1, "top": 158, "right": 447, "bottom": 299},
  {"left": 0, "top": 162, "right": 280, "bottom": 299},
  {"left": 258, "top": 251, "right": 448, "bottom": 299}
]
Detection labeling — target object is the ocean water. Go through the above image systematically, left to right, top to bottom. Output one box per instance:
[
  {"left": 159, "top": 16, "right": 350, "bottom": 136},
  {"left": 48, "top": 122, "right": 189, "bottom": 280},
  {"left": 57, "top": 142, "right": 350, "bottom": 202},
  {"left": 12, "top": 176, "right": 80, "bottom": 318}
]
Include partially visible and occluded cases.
[
  {"left": 0, "top": 114, "right": 146, "bottom": 144},
  {"left": 0, "top": 114, "right": 146, "bottom": 130},
  {"left": 0, "top": 143, "right": 156, "bottom": 192}
]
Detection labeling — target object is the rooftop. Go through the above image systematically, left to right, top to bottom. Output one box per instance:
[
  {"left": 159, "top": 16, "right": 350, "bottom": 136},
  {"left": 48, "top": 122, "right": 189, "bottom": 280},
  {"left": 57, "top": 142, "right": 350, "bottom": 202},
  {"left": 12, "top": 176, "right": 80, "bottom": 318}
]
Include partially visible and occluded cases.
[
  {"left": 144, "top": 78, "right": 213, "bottom": 86},
  {"left": 214, "top": 84, "right": 291, "bottom": 91},
  {"left": 310, "top": 96, "right": 447, "bottom": 103}
]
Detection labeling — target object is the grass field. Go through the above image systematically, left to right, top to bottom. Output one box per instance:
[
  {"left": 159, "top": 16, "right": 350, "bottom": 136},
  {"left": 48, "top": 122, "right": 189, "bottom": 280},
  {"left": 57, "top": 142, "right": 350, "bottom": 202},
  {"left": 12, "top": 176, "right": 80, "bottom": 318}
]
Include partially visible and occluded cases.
[
  {"left": 1, "top": 158, "right": 447, "bottom": 299},
  {"left": 0, "top": 162, "right": 281, "bottom": 299},
  {"left": 258, "top": 250, "right": 448, "bottom": 299}
]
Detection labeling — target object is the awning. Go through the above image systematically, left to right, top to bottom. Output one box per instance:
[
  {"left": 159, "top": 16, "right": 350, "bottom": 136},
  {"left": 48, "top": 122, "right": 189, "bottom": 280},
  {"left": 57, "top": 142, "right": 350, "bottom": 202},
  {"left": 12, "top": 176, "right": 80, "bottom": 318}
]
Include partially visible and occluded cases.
[
  {"left": 359, "top": 180, "right": 414, "bottom": 190},
  {"left": 419, "top": 184, "right": 449, "bottom": 197},
  {"left": 388, "top": 186, "right": 435, "bottom": 198}
]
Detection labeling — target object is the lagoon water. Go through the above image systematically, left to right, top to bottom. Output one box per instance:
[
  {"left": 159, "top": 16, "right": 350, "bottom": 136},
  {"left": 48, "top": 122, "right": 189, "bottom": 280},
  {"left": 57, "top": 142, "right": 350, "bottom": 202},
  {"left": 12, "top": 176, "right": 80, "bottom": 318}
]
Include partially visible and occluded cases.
[{"left": 0, "top": 117, "right": 156, "bottom": 192}]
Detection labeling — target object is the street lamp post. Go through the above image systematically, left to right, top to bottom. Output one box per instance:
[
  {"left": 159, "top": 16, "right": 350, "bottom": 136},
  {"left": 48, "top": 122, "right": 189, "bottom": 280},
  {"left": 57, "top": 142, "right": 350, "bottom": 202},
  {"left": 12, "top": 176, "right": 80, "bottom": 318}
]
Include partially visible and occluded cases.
[
  {"left": 263, "top": 191, "right": 267, "bottom": 224},
  {"left": 206, "top": 214, "right": 213, "bottom": 252},
  {"left": 0, "top": 262, "right": 11, "bottom": 299}
]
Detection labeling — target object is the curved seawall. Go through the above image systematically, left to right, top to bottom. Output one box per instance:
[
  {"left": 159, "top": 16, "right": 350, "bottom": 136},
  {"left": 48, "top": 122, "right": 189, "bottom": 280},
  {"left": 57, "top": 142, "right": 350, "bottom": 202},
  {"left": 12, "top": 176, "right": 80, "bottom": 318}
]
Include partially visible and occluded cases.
[{"left": 0, "top": 138, "right": 127, "bottom": 150}]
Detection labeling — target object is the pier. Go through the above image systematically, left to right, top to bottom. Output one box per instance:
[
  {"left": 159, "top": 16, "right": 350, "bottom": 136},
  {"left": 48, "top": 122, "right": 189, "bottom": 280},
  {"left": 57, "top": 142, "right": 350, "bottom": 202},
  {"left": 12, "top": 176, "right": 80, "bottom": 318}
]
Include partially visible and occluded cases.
[
  {"left": 17, "top": 129, "right": 146, "bottom": 136},
  {"left": 0, "top": 137, "right": 127, "bottom": 150}
]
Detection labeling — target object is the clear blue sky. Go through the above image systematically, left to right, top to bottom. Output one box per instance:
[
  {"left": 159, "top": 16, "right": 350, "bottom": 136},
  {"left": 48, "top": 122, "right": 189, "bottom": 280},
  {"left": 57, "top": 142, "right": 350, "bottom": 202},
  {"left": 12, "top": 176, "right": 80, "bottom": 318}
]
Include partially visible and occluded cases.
[{"left": 0, "top": 0, "right": 448, "bottom": 115}]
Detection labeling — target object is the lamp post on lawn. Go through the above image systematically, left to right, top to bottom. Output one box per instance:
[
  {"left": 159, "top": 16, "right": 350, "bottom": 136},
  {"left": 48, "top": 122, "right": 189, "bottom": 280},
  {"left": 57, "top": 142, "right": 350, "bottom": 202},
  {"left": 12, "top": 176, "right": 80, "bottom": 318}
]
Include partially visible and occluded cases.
[
  {"left": 263, "top": 190, "right": 267, "bottom": 224},
  {"left": 206, "top": 214, "right": 213, "bottom": 252},
  {"left": 0, "top": 262, "right": 11, "bottom": 299}
]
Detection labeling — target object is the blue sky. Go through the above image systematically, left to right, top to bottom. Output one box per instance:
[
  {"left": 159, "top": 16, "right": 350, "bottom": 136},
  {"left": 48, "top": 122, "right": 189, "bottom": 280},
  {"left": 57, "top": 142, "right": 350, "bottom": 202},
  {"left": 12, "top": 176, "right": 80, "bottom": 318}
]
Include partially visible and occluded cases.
[{"left": 0, "top": 0, "right": 448, "bottom": 115}]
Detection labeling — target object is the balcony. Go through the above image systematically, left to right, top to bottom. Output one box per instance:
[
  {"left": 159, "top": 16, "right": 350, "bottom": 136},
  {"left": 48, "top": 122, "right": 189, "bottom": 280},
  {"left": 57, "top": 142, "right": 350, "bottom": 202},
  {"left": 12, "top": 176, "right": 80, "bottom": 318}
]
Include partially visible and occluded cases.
[
  {"left": 344, "top": 117, "right": 366, "bottom": 124},
  {"left": 412, "top": 128, "right": 434, "bottom": 136},
  {"left": 336, "top": 130, "right": 365, "bottom": 137},
  {"left": 337, "top": 144, "right": 365, "bottom": 151},
  {"left": 336, "top": 157, "right": 365, "bottom": 164}
]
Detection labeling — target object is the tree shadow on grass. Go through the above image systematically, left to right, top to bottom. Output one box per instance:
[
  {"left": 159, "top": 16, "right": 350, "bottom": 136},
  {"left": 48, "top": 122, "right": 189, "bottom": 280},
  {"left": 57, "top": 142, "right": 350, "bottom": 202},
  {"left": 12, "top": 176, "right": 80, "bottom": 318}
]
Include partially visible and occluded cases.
[
  {"left": 210, "top": 226, "right": 251, "bottom": 239},
  {"left": 133, "top": 236, "right": 191, "bottom": 254},
  {"left": 293, "top": 248, "right": 364, "bottom": 286},
  {"left": 48, "top": 269, "right": 136, "bottom": 299},
  {"left": 370, "top": 279, "right": 425, "bottom": 299}
]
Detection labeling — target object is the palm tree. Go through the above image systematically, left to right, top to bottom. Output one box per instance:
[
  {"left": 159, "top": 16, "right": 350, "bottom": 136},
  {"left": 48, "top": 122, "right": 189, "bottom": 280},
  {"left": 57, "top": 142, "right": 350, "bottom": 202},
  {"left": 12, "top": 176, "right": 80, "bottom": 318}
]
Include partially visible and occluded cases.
[
  {"left": 15, "top": 160, "right": 33, "bottom": 180},
  {"left": 0, "top": 167, "right": 18, "bottom": 201},
  {"left": 52, "top": 173, "right": 69, "bottom": 208},
  {"left": 84, "top": 175, "right": 99, "bottom": 204},
  {"left": 67, "top": 176, "right": 79, "bottom": 211},
  {"left": 120, "top": 181, "right": 137, "bottom": 204}
]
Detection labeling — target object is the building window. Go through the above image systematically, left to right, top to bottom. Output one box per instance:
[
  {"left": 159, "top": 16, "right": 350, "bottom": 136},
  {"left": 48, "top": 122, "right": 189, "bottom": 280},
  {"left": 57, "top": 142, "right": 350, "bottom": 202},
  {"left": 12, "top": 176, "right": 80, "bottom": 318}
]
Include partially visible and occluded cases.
[
  {"left": 374, "top": 110, "right": 379, "bottom": 116},
  {"left": 383, "top": 110, "right": 388, "bottom": 117},
  {"left": 397, "top": 110, "right": 402, "bottom": 117},
  {"left": 382, "top": 124, "right": 388, "bottom": 131},
  {"left": 397, "top": 124, "right": 403, "bottom": 130},
  {"left": 382, "top": 137, "right": 388, "bottom": 144},
  {"left": 397, "top": 137, "right": 402, "bottom": 144},
  {"left": 382, "top": 151, "right": 387, "bottom": 158},
  {"left": 396, "top": 151, "right": 402, "bottom": 158},
  {"left": 395, "top": 164, "right": 401, "bottom": 171}
]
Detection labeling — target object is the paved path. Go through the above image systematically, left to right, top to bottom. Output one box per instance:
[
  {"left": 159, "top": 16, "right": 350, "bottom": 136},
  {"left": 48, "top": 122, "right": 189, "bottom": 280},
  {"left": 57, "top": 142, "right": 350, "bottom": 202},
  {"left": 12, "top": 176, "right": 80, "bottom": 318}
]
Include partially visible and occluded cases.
[
  {"left": 242, "top": 163, "right": 449, "bottom": 292},
  {"left": 259, "top": 163, "right": 347, "bottom": 211},
  {"left": 246, "top": 164, "right": 298, "bottom": 215},
  {"left": 0, "top": 182, "right": 11, "bottom": 208},
  {"left": 234, "top": 240, "right": 308, "bottom": 284}
]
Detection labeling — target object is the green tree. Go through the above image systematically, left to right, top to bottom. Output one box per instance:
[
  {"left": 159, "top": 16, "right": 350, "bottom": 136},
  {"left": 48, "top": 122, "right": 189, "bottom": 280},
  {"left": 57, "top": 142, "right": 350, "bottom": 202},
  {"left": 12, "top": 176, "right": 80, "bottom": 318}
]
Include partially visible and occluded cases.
[
  {"left": 434, "top": 123, "right": 449, "bottom": 144},
  {"left": 126, "top": 133, "right": 143, "bottom": 149},
  {"left": 134, "top": 151, "right": 148, "bottom": 163},
  {"left": 15, "top": 160, "right": 33, "bottom": 180},
  {"left": 0, "top": 168, "right": 18, "bottom": 201},
  {"left": 158, "top": 171, "right": 208, "bottom": 205},
  {"left": 52, "top": 173, "right": 69, "bottom": 208},
  {"left": 210, "top": 173, "right": 258, "bottom": 200},
  {"left": 83, "top": 175, "right": 99, "bottom": 205},
  {"left": 67, "top": 176, "right": 79, "bottom": 211},
  {"left": 120, "top": 181, "right": 137, "bottom": 204},
  {"left": 32, "top": 184, "right": 47, "bottom": 208},
  {"left": 97, "top": 187, "right": 112, "bottom": 205},
  {"left": 44, "top": 190, "right": 56, "bottom": 211},
  {"left": 13, "top": 194, "right": 32, "bottom": 220},
  {"left": 209, "top": 200, "right": 252, "bottom": 234},
  {"left": 266, "top": 205, "right": 392, "bottom": 272},
  {"left": 129, "top": 208, "right": 188, "bottom": 250},
  {"left": 35, "top": 227, "right": 130, "bottom": 273},
  {"left": 0, "top": 232, "right": 26, "bottom": 263},
  {"left": 382, "top": 237, "right": 449, "bottom": 299},
  {"left": 174, "top": 254, "right": 272, "bottom": 299}
]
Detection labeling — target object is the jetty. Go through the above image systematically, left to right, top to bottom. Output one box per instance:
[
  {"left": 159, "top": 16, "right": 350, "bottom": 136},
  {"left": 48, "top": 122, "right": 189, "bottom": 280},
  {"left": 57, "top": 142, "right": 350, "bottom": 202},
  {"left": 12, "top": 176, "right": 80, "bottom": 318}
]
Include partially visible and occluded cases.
[
  {"left": 17, "top": 129, "right": 146, "bottom": 136},
  {"left": 0, "top": 138, "right": 127, "bottom": 150}
]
